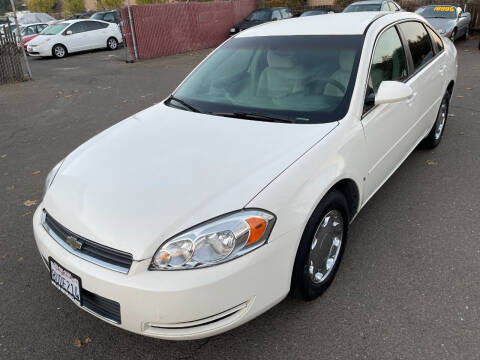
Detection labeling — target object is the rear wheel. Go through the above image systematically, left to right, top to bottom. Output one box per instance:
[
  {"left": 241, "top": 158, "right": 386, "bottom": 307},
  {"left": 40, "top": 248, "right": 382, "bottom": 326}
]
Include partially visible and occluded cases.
[
  {"left": 462, "top": 27, "right": 469, "bottom": 40},
  {"left": 107, "top": 37, "right": 118, "bottom": 50},
  {"left": 52, "top": 44, "right": 67, "bottom": 58},
  {"left": 422, "top": 92, "right": 450, "bottom": 149},
  {"left": 291, "top": 190, "right": 349, "bottom": 301}
]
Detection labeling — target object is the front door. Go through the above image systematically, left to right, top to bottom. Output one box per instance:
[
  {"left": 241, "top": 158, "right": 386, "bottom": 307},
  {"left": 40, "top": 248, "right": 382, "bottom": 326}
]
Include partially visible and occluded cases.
[{"left": 361, "top": 26, "right": 412, "bottom": 199}]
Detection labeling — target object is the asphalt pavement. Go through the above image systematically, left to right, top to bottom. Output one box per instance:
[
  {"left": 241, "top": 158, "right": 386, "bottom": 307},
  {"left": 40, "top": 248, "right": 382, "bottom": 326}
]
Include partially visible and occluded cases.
[{"left": 1, "top": 40, "right": 480, "bottom": 359}]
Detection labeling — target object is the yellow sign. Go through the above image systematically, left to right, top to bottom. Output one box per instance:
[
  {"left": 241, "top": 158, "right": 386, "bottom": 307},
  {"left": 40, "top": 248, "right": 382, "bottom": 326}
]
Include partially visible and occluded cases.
[{"left": 434, "top": 6, "right": 454, "bottom": 12}]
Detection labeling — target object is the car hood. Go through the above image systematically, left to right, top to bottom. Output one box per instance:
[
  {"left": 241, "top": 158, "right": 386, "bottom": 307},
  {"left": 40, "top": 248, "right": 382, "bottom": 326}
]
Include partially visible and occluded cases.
[
  {"left": 424, "top": 18, "right": 456, "bottom": 32},
  {"left": 28, "top": 34, "right": 53, "bottom": 45},
  {"left": 44, "top": 103, "right": 337, "bottom": 260}
]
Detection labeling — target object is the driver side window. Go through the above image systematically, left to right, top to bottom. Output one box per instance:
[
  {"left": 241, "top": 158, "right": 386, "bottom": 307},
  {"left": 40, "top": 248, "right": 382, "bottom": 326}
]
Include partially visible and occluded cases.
[{"left": 365, "top": 26, "right": 408, "bottom": 112}]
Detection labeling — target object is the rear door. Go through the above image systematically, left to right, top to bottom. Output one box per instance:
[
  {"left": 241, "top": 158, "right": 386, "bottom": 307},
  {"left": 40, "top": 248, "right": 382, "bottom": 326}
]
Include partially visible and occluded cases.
[
  {"left": 83, "top": 20, "right": 108, "bottom": 49},
  {"left": 397, "top": 21, "right": 446, "bottom": 137}
]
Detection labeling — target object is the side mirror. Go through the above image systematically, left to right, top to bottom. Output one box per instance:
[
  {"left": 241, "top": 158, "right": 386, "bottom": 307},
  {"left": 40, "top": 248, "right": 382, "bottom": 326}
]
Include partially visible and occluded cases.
[
  {"left": 65, "top": 30, "right": 72, "bottom": 35},
  {"left": 375, "top": 81, "right": 413, "bottom": 105}
]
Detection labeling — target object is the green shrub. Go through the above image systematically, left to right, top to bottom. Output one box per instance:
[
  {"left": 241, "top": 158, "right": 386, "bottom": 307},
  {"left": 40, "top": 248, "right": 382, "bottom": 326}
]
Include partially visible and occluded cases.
[
  {"left": 27, "top": 0, "right": 56, "bottom": 12},
  {"left": 63, "top": 0, "right": 84, "bottom": 15},
  {"left": 101, "top": 0, "right": 122, "bottom": 10}
]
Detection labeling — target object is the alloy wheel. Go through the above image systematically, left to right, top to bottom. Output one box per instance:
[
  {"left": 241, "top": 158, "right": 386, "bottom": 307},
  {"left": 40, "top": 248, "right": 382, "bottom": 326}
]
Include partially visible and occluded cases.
[{"left": 434, "top": 100, "right": 447, "bottom": 140}]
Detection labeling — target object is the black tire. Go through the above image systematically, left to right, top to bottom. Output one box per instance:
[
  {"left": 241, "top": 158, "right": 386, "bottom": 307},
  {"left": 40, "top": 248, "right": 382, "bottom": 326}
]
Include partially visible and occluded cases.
[
  {"left": 450, "top": 28, "right": 457, "bottom": 42},
  {"left": 462, "top": 28, "right": 469, "bottom": 40},
  {"left": 107, "top": 37, "right": 118, "bottom": 50},
  {"left": 52, "top": 44, "right": 67, "bottom": 58},
  {"left": 422, "top": 92, "right": 450, "bottom": 149},
  {"left": 291, "top": 190, "right": 349, "bottom": 301}
]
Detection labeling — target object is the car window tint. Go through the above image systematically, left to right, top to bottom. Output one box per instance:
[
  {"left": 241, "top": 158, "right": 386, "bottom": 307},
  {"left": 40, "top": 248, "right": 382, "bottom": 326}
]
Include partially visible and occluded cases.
[
  {"left": 280, "top": 9, "right": 291, "bottom": 18},
  {"left": 272, "top": 10, "right": 282, "bottom": 20},
  {"left": 104, "top": 13, "right": 115, "bottom": 22},
  {"left": 87, "top": 20, "right": 105, "bottom": 30},
  {"left": 68, "top": 22, "right": 86, "bottom": 34},
  {"left": 398, "top": 22, "right": 434, "bottom": 71},
  {"left": 37, "top": 24, "right": 47, "bottom": 32},
  {"left": 25, "top": 26, "right": 35, "bottom": 35},
  {"left": 426, "top": 26, "right": 444, "bottom": 53},
  {"left": 369, "top": 27, "right": 408, "bottom": 94}
]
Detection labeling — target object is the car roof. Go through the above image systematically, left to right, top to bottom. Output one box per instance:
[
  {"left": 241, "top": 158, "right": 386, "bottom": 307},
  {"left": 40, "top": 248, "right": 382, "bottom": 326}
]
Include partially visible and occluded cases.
[
  {"left": 348, "top": 0, "right": 384, "bottom": 5},
  {"left": 236, "top": 12, "right": 402, "bottom": 37},
  {"left": 62, "top": 19, "right": 108, "bottom": 24}
]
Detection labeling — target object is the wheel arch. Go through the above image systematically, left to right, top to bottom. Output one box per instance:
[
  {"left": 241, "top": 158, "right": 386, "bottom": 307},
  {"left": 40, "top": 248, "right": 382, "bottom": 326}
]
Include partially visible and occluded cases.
[
  {"left": 446, "top": 80, "right": 455, "bottom": 97},
  {"left": 327, "top": 178, "right": 360, "bottom": 222}
]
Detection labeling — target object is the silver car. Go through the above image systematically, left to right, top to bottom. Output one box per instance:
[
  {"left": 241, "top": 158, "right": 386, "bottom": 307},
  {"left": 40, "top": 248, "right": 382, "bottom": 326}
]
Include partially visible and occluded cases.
[{"left": 416, "top": 5, "right": 471, "bottom": 41}]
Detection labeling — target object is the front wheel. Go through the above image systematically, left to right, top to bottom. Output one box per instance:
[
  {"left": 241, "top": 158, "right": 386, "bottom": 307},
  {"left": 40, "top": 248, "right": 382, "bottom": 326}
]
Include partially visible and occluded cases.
[
  {"left": 450, "top": 29, "right": 457, "bottom": 42},
  {"left": 107, "top": 37, "right": 118, "bottom": 50},
  {"left": 52, "top": 44, "right": 67, "bottom": 58},
  {"left": 422, "top": 92, "right": 450, "bottom": 149},
  {"left": 291, "top": 190, "right": 349, "bottom": 301}
]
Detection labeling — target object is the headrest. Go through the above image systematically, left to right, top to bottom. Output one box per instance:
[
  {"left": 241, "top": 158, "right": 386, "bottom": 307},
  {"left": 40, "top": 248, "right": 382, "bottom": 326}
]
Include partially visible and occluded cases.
[
  {"left": 267, "top": 50, "right": 294, "bottom": 69},
  {"left": 339, "top": 50, "right": 355, "bottom": 71}
]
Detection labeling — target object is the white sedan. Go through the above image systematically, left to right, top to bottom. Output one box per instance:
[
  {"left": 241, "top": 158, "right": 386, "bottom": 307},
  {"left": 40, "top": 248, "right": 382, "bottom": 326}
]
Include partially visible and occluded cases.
[
  {"left": 33, "top": 11, "right": 457, "bottom": 340},
  {"left": 26, "top": 19, "right": 122, "bottom": 58}
]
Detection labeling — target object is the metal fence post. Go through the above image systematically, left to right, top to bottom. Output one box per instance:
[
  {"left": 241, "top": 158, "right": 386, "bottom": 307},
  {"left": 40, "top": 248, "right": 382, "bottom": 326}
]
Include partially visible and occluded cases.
[
  {"left": 9, "top": 0, "right": 32, "bottom": 80},
  {"left": 127, "top": 5, "right": 139, "bottom": 61}
]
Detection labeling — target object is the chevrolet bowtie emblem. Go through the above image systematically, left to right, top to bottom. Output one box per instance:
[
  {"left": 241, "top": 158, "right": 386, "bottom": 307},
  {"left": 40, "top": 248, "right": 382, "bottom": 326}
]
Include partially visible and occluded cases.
[{"left": 66, "top": 235, "right": 83, "bottom": 251}]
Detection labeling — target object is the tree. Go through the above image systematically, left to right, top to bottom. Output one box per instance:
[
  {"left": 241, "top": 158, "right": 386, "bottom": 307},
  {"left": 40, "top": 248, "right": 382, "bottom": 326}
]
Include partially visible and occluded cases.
[
  {"left": 0, "top": 0, "right": 24, "bottom": 15},
  {"left": 27, "top": 0, "right": 56, "bottom": 13},
  {"left": 63, "top": 0, "right": 84, "bottom": 15},
  {"left": 101, "top": 0, "right": 123, "bottom": 10}
]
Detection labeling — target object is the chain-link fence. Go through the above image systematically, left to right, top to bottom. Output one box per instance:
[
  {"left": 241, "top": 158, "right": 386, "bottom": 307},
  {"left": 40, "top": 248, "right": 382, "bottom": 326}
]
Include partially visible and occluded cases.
[{"left": 0, "top": 24, "right": 25, "bottom": 84}]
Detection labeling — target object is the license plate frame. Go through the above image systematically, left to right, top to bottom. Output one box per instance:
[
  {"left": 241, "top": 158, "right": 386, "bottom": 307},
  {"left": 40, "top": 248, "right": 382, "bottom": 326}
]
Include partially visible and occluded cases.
[{"left": 49, "top": 257, "right": 82, "bottom": 306}]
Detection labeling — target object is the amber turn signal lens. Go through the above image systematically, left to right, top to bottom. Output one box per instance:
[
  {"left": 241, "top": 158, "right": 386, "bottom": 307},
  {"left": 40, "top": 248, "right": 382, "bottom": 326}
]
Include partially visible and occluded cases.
[{"left": 246, "top": 217, "right": 267, "bottom": 245}]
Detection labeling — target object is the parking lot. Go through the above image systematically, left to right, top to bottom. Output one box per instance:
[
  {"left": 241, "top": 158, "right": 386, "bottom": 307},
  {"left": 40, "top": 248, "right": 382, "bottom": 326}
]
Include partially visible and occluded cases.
[{"left": 1, "top": 39, "right": 480, "bottom": 359}]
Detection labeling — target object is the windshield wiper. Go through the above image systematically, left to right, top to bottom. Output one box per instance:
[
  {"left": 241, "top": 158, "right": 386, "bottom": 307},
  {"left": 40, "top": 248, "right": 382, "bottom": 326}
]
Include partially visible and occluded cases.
[
  {"left": 167, "top": 95, "right": 200, "bottom": 113},
  {"left": 210, "top": 111, "right": 294, "bottom": 123}
]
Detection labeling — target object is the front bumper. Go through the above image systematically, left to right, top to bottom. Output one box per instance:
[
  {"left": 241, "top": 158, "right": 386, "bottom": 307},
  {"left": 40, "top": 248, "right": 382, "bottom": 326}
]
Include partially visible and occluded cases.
[
  {"left": 27, "top": 44, "right": 51, "bottom": 57},
  {"left": 33, "top": 205, "right": 294, "bottom": 340}
]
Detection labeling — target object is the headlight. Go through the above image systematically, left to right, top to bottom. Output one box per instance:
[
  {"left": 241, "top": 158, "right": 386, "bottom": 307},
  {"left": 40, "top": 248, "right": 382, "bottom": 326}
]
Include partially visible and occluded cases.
[
  {"left": 43, "top": 160, "right": 63, "bottom": 198},
  {"left": 149, "top": 209, "right": 275, "bottom": 270}
]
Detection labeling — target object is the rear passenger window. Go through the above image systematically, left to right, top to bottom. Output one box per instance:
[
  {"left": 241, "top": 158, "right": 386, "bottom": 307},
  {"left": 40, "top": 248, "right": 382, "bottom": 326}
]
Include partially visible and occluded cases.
[
  {"left": 398, "top": 22, "right": 434, "bottom": 71},
  {"left": 426, "top": 26, "right": 444, "bottom": 53},
  {"left": 368, "top": 27, "right": 408, "bottom": 94}
]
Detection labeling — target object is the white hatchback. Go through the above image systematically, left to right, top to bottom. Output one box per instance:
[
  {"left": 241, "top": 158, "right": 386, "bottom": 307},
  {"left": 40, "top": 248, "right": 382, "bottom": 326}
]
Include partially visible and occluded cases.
[
  {"left": 34, "top": 12, "right": 457, "bottom": 340},
  {"left": 26, "top": 19, "right": 122, "bottom": 58}
]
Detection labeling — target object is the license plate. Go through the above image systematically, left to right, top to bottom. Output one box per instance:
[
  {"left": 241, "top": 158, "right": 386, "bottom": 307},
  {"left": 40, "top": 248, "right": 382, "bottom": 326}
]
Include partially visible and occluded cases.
[{"left": 49, "top": 258, "right": 82, "bottom": 306}]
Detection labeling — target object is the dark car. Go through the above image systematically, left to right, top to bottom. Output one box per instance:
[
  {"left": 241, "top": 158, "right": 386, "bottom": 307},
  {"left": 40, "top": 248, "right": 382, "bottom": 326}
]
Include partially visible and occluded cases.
[
  {"left": 343, "top": 0, "right": 402, "bottom": 12},
  {"left": 230, "top": 8, "right": 293, "bottom": 35},
  {"left": 299, "top": 9, "right": 331, "bottom": 17},
  {"left": 90, "top": 10, "right": 121, "bottom": 25},
  {"left": 66, "top": 11, "right": 96, "bottom": 20}
]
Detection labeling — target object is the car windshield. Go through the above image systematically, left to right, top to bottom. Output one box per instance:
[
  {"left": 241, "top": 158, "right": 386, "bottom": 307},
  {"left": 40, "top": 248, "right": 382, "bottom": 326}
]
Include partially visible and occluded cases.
[
  {"left": 344, "top": 4, "right": 381, "bottom": 12},
  {"left": 416, "top": 6, "right": 457, "bottom": 19},
  {"left": 246, "top": 9, "right": 271, "bottom": 21},
  {"left": 300, "top": 10, "right": 328, "bottom": 16},
  {"left": 41, "top": 23, "right": 69, "bottom": 35},
  {"left": 172, "top": 35, "right": 364, "bottom": 124}
]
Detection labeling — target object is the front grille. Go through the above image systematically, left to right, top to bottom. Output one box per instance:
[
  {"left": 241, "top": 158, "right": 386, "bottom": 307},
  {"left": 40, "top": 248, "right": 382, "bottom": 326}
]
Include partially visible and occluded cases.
[
  {"left": 42, "top": 211, "right": 133, "bottom": 273},
  {"left": 82, "top": 289, "right": 121, "bottom": 324}
]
